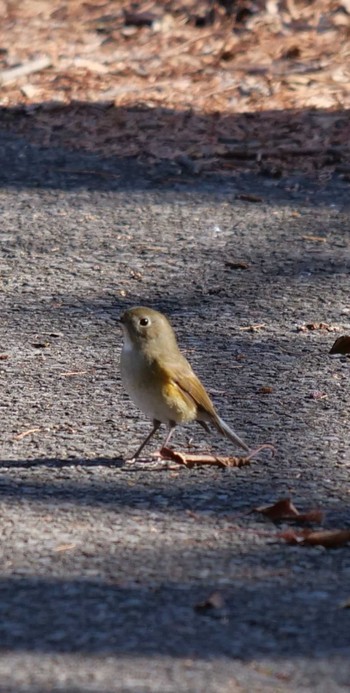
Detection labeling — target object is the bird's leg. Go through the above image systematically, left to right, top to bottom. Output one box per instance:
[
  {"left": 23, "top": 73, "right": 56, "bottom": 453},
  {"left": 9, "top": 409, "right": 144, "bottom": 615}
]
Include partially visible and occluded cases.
[
  {"left": 130, "top": 419, "right": 161, "bottom": 460},
  {"left": 197, "top": 420, "right": 211, "bottom": 434},
  {"left": 161, "top": 421, "right": 176, "bottom": 450}
]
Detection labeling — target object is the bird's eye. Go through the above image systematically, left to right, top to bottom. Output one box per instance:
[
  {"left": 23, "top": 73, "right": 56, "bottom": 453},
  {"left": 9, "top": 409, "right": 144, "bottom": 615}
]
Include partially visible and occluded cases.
[{"left": 139, "top": 317, "right": 149, "bottom": 327}]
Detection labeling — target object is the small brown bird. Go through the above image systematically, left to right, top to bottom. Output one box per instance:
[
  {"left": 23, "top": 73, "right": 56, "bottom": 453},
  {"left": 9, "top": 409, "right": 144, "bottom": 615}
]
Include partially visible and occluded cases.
[{"left": 120, "top": 306, "right": 251, "bottom": 459}]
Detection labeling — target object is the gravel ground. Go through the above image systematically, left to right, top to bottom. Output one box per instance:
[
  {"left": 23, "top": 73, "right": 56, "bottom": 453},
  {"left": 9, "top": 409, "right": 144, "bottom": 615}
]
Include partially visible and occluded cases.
[{"left": 0, "top": 131, "right": 350, "bottom": 692}]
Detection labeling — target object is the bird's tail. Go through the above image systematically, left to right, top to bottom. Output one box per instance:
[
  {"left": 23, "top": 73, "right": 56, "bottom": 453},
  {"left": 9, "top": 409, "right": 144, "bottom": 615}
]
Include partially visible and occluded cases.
[{"left": 214, "top": 415, "right": 250, "bottom": 453}]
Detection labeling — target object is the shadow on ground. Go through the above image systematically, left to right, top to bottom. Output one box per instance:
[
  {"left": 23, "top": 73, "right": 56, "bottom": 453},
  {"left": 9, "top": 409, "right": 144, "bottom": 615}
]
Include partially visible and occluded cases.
[
  {"left": 1, "top": 102, "right": 350, "bottom": 205},
  {"left": 0, "top": 565, "right": 348, "bottom": 659}
]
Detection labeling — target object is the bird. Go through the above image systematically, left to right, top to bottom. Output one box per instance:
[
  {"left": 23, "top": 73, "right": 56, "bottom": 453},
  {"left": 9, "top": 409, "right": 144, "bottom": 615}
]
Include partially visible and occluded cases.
[{"left": 119, "top": 306, "right": 251, "bottom": 460}]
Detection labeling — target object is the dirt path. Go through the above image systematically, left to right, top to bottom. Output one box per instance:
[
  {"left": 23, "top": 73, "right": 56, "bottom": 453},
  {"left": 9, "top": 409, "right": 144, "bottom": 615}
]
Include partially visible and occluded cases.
[{"left": 0, "top": 132, "right": 349, "bottom": 691}]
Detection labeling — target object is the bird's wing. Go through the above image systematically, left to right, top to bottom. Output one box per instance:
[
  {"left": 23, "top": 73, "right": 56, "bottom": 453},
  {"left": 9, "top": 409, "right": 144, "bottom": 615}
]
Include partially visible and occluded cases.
[{"left": 157, "top": 354, "right": 217, "bottom": 419}]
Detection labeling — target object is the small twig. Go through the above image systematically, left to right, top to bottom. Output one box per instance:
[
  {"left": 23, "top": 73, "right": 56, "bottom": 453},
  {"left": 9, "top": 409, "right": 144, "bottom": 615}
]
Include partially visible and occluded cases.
[
  {"left": 0, "top": 56, "right": 51, "bottom": 85},
  {"left": 13, "top": 427, "right": 41, "bottom": 440}
]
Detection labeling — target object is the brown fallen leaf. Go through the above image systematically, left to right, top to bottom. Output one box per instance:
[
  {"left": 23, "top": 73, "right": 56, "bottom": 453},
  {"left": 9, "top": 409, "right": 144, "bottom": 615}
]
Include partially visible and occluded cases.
[
  {"left": 329, "top": 335, "right": 350, "bottom": 355},
  {"left": 32, "top": 341, "right": 50, "bottom": 348},
  {"left": 0, "top": 354, "right": 9, "bottom": 360},
  {"left": 258, "top": 386, "right": 273, "bottom": 394},
  {"left": 157, "top": 444, "right": 274, "bottom": 468},
  {"left": 157, "top": 447, "right": 251, "bottom": 468},
  {"left": 256, "top": 498, "right": 323, "bottom": 523},
  {"left": 256, "top": 498, "right": 300, "bottom": 521},
  {"left": 297, "top": 509, "right": 324, "bottom": 524},
  {"left": 279, "top": 528, "right": 350, "bottom": 548}
]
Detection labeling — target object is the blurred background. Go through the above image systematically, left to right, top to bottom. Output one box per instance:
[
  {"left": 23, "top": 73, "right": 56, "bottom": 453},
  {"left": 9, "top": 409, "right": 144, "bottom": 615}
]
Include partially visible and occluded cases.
[{"left": 0, "top": 0, "right": 349, "bottom": 179}]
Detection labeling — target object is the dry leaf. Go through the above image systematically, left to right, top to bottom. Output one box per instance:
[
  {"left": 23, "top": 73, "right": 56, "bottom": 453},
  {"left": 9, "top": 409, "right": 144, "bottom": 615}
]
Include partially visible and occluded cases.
[
  {"left": 329, "top": 335, "right": 350, "bottom": 355},
  {"left": 0, "top": 354, "right": 9, "bottom": 360},
  {"left": 258, "top": 386, "right": 273, "bottom": 394},
  {"left": 157, "top": 443, "right": 274, "bottom": 468},
  {"left": 157, "top": 447, "right": 251, "bottom": 469},
  {"left": 256, "top": 498, "right": 324, "bottom": 523},
  {"left": 256, "top": 498, "right": 300, "bottom": 521},
  {"left": 297, "top": 509, "right": 324, "bottom": 523},
  {"left": 279, "top": 528, "right": 350, "bottom": 548}
]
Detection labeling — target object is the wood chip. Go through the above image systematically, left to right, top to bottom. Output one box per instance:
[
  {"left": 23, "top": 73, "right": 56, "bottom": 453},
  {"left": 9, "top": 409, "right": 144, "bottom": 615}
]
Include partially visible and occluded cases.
[{"left": 256, "top": 498, "right": 324, "bottom": 523}]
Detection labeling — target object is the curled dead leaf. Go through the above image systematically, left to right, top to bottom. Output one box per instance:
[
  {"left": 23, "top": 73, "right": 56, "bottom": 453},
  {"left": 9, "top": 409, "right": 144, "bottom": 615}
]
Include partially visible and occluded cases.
[
  {"left": 158, "top": 443, "right": 274, "bottom": 468},
  {"left": 157, "top": 447, "right": 251, "bottom": 468},
  {"left": 256, "top": 498, "right": 324, "bottom": 524},
  {"left": 256, "top": 498, "right": 300, "bottom": 521},
  {"left": 279, "top": 528, "right": 350, "bottom": 548}
]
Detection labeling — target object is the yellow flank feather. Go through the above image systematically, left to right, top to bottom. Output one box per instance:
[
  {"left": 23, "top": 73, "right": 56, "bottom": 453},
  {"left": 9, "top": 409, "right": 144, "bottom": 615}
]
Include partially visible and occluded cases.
[{"left": 161, "top": 378, "right": 198, "bottom": 423}]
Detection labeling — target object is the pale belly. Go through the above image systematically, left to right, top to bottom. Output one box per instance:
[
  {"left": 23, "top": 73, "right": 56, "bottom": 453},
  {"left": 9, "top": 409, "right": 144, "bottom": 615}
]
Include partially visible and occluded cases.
[{"left": 120, "top": 345, "right": 196, "bottom": 425}]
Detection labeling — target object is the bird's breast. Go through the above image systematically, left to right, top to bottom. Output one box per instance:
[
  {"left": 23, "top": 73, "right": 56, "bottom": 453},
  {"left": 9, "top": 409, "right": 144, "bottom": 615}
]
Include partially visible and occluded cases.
[{"left": 120, "top": 344, "right": 197, "bottom": 424}]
